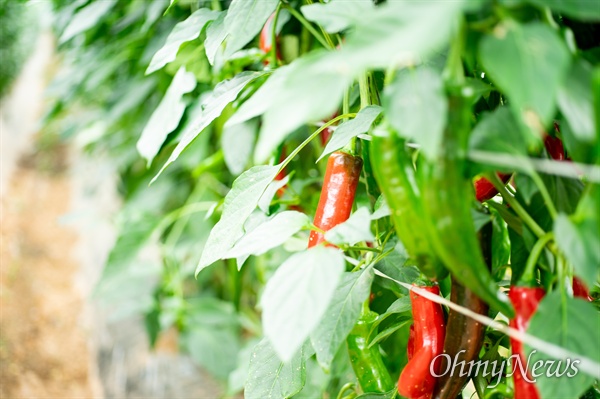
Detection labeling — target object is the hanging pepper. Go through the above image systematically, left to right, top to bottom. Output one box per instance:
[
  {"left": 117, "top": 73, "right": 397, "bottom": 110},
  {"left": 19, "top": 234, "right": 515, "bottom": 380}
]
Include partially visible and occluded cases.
[
  {"left": 259, "top": 13, "right": 281, "bottom": 64},
  {"left": 420, "top": 91, "right": 514, "bottom": 317},
  {"left": 370, "top": 128, "right": 447, "bottom": 281},
  {"left": 308, "top": 150, "right": 362, "bottom": 247},
  {"left": 473, "top": 173, "right": 511, "bottom": 202},
  {"left": 432, "top": 222, "right": 493, "bottom": 399},
  {"left": 573, "top": 277, "right": 593, "bottom": 301},
  {"left": 398, "top": 285, "right": 446, "bottom": 399},
  {"left": 508, "top": 286, "right": 545, "bottom": 399},
  {"left": 346, "top": 309, "right": 395, "bottom": 393}
]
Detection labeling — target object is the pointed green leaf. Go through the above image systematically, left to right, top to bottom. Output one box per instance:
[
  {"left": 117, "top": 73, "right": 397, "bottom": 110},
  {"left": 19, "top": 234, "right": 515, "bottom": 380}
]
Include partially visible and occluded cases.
[
  {"left": 59, "top": 0, "right": 117, "bottom": 43},
  {"left": 223, "top": 0, "right": 279, "bottom": 58},
  {"left": 301, "top": 0, "right": 375, "bottom": 33},
  {"left": 146, "top": 8, "right": 220, "bottom": 74},
  {"left": 383, "top": 66, "right": 447, "bottom": 159},
  {"left": 137, "top": 67, "right": 197, "bottom": 165},
  {"left": 153, "top": 71, "right": 266, "bottom": 182},
  {"left": 319, "top": 106, "right": 382, "bottom": 162},
  {"left": 196, "top": 165, "right": 280, "bottom": 274},
  {"left": 324, "top": 207, "right": 375, "bottom": 246},
  {"left": 261, "top": 247, "right": 345, "bottom": 362},
  {"left": 310, "top": 268, "right": 374, "bottom": 370},
  {"left": 244, "top": 338, "right": 306, "bottom": 399}
]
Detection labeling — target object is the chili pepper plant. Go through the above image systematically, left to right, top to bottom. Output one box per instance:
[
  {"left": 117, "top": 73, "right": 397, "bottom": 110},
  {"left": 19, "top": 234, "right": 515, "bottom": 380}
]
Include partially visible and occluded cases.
[{"left": 48, "top": 0, "right": 599, "bottom": 398}]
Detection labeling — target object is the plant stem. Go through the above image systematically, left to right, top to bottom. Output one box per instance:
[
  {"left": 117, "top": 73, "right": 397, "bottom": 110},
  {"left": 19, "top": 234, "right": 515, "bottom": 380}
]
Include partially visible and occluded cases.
[
  {"left": 271, "top": 3, "right": 282, "bottom": 66},
  {"left": 285, "top": 5, "right": 332, "bottom": 49},
  {"left": 279, "top": 113, "right": 356, "bottom": 171},
  {"left": 487, "top": 171, "right": 546, "bottom": 239},
  {"left": 530, "top": 171, "right": 558, "bottom": 219},
  {"left": 522, "top": 232, "right": 554, "bottom": 284}
]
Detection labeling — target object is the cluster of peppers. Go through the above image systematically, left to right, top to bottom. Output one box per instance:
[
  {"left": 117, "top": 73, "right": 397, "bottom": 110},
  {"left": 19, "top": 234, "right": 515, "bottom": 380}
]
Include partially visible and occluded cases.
[{"left": 260, "top": 14, "right": 592, "bottom": 399}]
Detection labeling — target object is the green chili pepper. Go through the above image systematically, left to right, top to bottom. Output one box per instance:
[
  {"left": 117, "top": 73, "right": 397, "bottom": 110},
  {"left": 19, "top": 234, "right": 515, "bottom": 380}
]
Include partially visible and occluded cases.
[
  {"left": 419, "top": 91, "right": 514, "bottom": 317},
  {"left": 371, "top": 127, "right": 448, "bottom": 281},
  {"left": 346, "top": 309, "right": 394, "bottom": 394}
]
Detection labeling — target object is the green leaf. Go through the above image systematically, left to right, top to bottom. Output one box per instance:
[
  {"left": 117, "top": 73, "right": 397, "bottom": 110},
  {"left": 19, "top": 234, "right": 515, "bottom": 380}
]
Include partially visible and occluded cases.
[
  {"left": 59, "top": 0, "right": 117, "bottom": 43},
  {"left": 142, "top": 0, "right": 169, "bottom": 32},
  {"left": 223, "top": 0, "right": 279, "bottom": 58},
  {"left": 300, "top": 0, "right": 375, "bottom": 33},
  {"left": 525, "top": 0, "right": 600, "bottom": 21},
  {"left": 338, "top": 1, "right": 465, "bottom": 70},
  {"left": 146, "top": 8, "right": 220, "bottom": 74},
  {"left": 204, "top": 12, "right": 226, "bottom": 65},
  {"left": 479, "top": 22, "right": 570, "bottom": 129},
  {"left": 256, "top": 51, "right": 352, "bottom": 162},
  {"left": 557, "top": 59, "right": 596, "bottom": 142},
  {"left": 384, "top": 66, "right": 447, "bottom": 159},
  {"left": 136, "top": 67, "right": 197, "bottom": 166},
  {"left": 153, "top": 71, "right": 266, "bottom": 182},
  {"left": 319, "top": 106, "right": 382, "bottom": 162},
  {"left": 469, "top": 107, "right": 532, "bottom": 172},
  {"left": 222, "top": 117, "right": 257, "bottom": 175},
  {"left": 196, "top": 165, "right": 280, "bottom": 273},
  {"left": 258, "top": 175, "right": 289, "bottom": 213},
  {"left": 554, "top": 185, "right": 600, "bottom": 286},
  {"left": 371, "top": 196, "right": 391, "bottom": 220},
  {"left": 324, "top": 207, "right": 375, "bottom": 246},
  {"left": 225, "top": 211, "right": 311, "bottom": 260},
  {"left": 374, "top": 239, "right": 420, "bottom": 296},
  {"left": 261, "top": 247, "right": 345, "bottom": 362},
  {"left": 310, "top": 268, "right": 374, "bottom": 371},
  {"left": 526, "top": 291, "right": 600, "bottom": 398},
  {"left": 183, "top": 298, "right": 240, "bottom": 379},
  {"left": 368, "top": 318, "right": 412, "bottom": 348},
  {"left": 244, "top": 338, "right": 306, "bottom": 399}
]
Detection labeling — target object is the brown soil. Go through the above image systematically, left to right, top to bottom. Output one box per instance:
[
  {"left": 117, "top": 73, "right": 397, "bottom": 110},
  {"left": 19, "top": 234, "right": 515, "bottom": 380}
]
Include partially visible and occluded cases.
[{"left": 0, "top": 143, "right": 95, "bottom": 398}]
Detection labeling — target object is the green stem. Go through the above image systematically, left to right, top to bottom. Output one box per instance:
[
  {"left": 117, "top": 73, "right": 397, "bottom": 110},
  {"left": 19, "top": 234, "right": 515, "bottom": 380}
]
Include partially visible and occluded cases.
[
  {"left": 211, "top": 0, "right": 221, "bottom": 11},
  {"left": 271, "top": 3, "right": 282, "bottom": 67},
  {"left": 285, "top": 5, "right": 332, "bottom": 49},
  {"left": 443, "top": 15, "right": 466, "bottom": 86},
  {"left": 358, "top": 72, "right": 371, "bottom": 109},
  {"left": 342, "top": 87, "right": 350, "bottom": 122},
  {"left": 279, "top": 113, "right": 356, "bottom": 171},
  {"left": 530, "top": 171, "right": 558, "bottom": 219},
  {"left": 487, "top": 172, "right": 546, "bottom": 239},
  {"left": 522, "top": 232, "right": 554, "bottom": 284}
]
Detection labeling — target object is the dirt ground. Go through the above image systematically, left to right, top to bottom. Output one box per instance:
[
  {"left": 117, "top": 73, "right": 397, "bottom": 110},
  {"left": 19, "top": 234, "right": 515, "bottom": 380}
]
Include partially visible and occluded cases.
[{"left": 0, "top": 143, "right": 98, "bottom": 398}]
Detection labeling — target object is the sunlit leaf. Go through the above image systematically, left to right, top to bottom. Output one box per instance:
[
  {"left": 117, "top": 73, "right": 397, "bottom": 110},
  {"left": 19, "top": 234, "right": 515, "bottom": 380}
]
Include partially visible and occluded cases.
[
  {"left": 59, "top": 0, "right": 117, "bottom": 43},
  {"left": 223, "top": 0, "right": 279, "bottom": 58},
  {"left": 146, "top": 8, "right": 220, "bottom": 74},
  {"left": 137, "top": 66, "right": 197, "bottom": 165},
  {"left": 153, "top": 71, "right": 266, "bottom": 182},
  {"left": 319, "top": 106, "right": 382, "bottom": 162},
  {"left": 196, "top": 165, "right": 280, "bottom": 274},
  {"left": 261, "top": 247, "right": 345, "bottom": 362},
  {"left": 311, "top": 268, "right": 373, "bottom": 370}
]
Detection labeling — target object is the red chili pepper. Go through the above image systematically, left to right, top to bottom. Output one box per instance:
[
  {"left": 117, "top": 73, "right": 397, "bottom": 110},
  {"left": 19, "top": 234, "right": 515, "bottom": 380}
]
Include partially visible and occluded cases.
[
  {"left": 259, "top": 13, "right": 281, "bottom": 64},
  {"left": 544, "top": 134, "right": 565, "bottom": 161},
  {"left": 308, "top": 151, "right": 362, "bottom": 248},
  {"left": 473, "top": 173, "right": 511, "bottom": 202},
  {"left": 573, "top": 277, "right": 593, "bottom": 301},
  {"left": 398, "top": 285, "right": 446, "bottom": 399},
  {"left": 508, "top": 286, "right": 546, "bottom": 399}
]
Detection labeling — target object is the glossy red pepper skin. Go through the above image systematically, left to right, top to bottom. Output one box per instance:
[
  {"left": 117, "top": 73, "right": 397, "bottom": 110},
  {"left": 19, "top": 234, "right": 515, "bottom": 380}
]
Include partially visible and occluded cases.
[
  {"left": 544, "top": 134, "right": 565, "bottom": 161},
  {"left": 308, "top": 151, "right": 362, "bottom": 247},
  {"left": 473, "top": 173, "right": 511, "bottom": 202},
  {"left": 573, "top": 277, "right": 593, "bottom": 301},
  {"left": 398, "top": 285, "right": 446, "bottom": 399},
  {"left": 508, "top": 287, "right": 546, "bottom": 399}
]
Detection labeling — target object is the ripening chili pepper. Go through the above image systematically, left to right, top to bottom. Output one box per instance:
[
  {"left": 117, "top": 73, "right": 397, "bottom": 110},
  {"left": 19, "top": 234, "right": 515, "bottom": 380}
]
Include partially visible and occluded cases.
[
  {"left": 259, "top": 13, "right": 281, "bottom": 63},
  {"left": 420, "top": 92, "right": 514, "bottom": 317},
  {"left": 370, "top": 128, "right": 448, "bottom": 281},
  {"left": 544, "top": 134, "right": 566, "bottom": 161},
  {"left": 308, "top": 151, "right": 362, "bottom": 247},
  {"left": 473, "top": 173, "right": 511, "bottom": 202},
  {"left": 432, "top": 222, "right": 492, "bottom": 399},
  {"left": 573, "top": 276, "right": 593, "bottom": 301},
  {"left": 398, "top": 285, "right": 446, "bottom": 399},
  {"left": 508, "top": 286, "right": 546, "bottom": 399},
  {"left": 346, "top": 310, "right": 395, "bottom": 393}
]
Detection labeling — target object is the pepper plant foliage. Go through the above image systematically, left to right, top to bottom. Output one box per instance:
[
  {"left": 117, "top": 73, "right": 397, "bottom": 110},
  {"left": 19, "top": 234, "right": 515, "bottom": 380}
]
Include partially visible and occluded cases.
[{"left": 49, "top": 0, "right": 600, "bottom": 398}]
